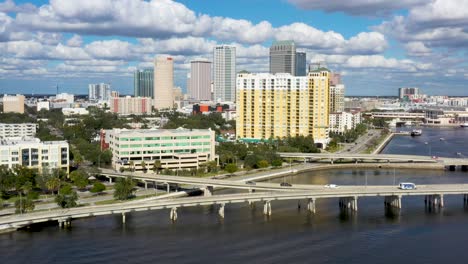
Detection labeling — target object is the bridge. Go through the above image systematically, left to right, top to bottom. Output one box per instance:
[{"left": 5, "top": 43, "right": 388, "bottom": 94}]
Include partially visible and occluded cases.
[
  {"left": 370, "top": 112, "right": 425, "bottom": 119},
  {"left": 278, "top": 153, "right": 441, "bottom": 163},
  {"left": 2, "top": 184, "right": 468, "bottom": 231}
]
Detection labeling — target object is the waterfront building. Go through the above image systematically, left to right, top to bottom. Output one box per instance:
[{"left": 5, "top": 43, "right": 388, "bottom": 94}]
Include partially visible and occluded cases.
[
  {"left": 214, "top": 45, "right": 236, "bottom": 102},
  {"left": 295, "top": 52, "right": 307, "bottom": 76},
  {"left": 154, "top": 56, "right": 174, "bottom": 110},
  {"left": 189, "top": 60, "right": 212, "bottom": 101},
  {"left": 236, "top": 68, "right": 331, "bottom": 147},
  {"left": 134, "top": 69, "right": 154, "bottom": 98},
  {"left": 89, "top": 83, "right": 111, "bottom": 101},
  {"left": 330, "top": 84, "right": 345, "bottom": 113},
  {"left": 2, "top": 94, "right": 25, "bottom": 114},
  {"left": 110, "top": 96, "right": 152, "bottom": 115},
  {"left": 329, "top": 111, "right": 362, "bottom": 134},
  {"left": 0, "top": 123, "right": 36, "bottom": 139},
  {"left": 103, "top": 128, "right": 216, "bottom": 171},
  {"left": 0, "top": 137, "right": 69, "bottom": 173}
]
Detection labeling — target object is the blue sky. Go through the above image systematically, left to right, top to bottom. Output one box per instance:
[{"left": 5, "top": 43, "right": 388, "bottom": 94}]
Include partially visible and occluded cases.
[{"left": 0, "top": 0, "right": 467, "bottom": 96}]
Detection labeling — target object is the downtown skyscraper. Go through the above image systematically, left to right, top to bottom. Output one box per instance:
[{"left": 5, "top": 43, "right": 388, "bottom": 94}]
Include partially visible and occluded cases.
[
  {"left": 270, "top": 40, "right": 306, "bottom": 76},
  {"left": 213, "top": 45, "right": 236, "bottom": 102},
  {"left": 154, "top": 56, "right": 174, "bottom": 110},
  {"left": 188, "top": 60, "right": 212, "bottom": 101},
  {"left": 134, "top": 69, "right": 153, "bottom": 98}
]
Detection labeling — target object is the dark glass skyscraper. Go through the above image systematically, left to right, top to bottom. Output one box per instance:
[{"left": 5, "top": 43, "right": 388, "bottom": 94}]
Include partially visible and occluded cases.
[
  {"left": 295, "top": 52, "right": 306, "bottom": 76},
  {"left": 134, "top": 69, "right": 154, "bottom": 97}
]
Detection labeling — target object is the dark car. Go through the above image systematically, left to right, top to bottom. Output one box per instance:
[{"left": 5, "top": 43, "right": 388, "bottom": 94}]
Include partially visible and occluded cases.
[
  {"left": 246, "top": 181, "right": 256, "bottom": 185},
  {"left": 280, "top": 182, "right": 292, "bottom": 187}
]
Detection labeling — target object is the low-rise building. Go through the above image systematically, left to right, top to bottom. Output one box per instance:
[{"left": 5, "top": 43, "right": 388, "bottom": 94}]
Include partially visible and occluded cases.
[
  {"left": 2, "top": 94, "right": 25, "bottom": 113},
  {"left": 110, "top": 96, "right": 152, "bottom": 115},
  {"left": 37, "top": 101, "right": 50, "bottom": 111},
  {"left": 62, "top": 108, "right": 89, "bottom": 116},
  {"left": 329, "top": 111, "right": 362, "bottom": 134},
  {"left": 0, "top": 123, "right": 37, "bottom": 139},
  {"left": 103, "top": 128, "right": 216, "bottom": 171},
  {"left": 0, "top": 137, "right": 69, "bottom": 173}
]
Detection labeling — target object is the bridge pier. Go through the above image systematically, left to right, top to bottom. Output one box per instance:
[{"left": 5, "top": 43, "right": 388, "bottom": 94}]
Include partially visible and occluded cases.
[
  {"left": 108, "top": 177, "right": 112, "bottom": 183},
  {"left": 165, "top": 182, "right": 170, "bottom": 193},
  {"left": 203, "top": 186, "right": 214, "bottom": 197},
  {"left": 384, "top": 195, "right": 401, "bottom": 209},
  {"left": 425, "top": 195, "right": 444, "bottom": 208},
  {"left": 339, "top": 197, "right": 358, "bottom": 212},
  {"left": 307, "top": 198, "right": 316, "bottom": 213},
  {"left": 263, "top": 201, "right": 272, "bottom": 216},
  {"left": 218, "top": 203, "right": 225, "bottom": 218},
  {"left": 170, "top": 207, "right": 178, "bottom": 221},
  {"left": 122, "top": 212, "right": 126, "bottom": 224},
  {"left": 58, "top": 218, "right": 71, "bottom": 228}
]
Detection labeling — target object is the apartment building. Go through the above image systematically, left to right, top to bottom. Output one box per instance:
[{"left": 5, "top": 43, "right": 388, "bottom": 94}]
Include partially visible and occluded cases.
[{"left": 0, "top": 123, "right": 37, "bottom": 139}]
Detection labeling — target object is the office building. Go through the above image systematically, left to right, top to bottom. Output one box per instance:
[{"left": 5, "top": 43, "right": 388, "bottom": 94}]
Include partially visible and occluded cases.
[
  {"left": 270, "top": 40, "right": 296, "bottom": 76},
  {"left": 214, "top": 45, "right": 236, "bottom": 102},
  {"left": 295, "top": 52, "right": 307, "bottom": 76},
  {"left": 154, "top": 56, "right": 174, "bottom": 109},
  {"left": 189, "top": 60, "right": 212, "bottom": 101},
  {"left": 236, "top": 68, "right": 331, "bottom": 147},
  {"left": 134, "top": 69, "right": 154, "bottom": 98},
  {"left": 89, "top": 83, "right": 111, "bottom": 101},
  {"left": 330, "top": 84, "right": 345, "bottom": 113},
  {"left": 399, "top": 87, "right": 420, "bottom": 99},
  {"left": 2, "top": 94, "right": 25, "bottom": 113},
  {"left": 110, "top": 96, "right": 152, "bottom": 115},
  {"left": 0, "top": 123, "right": 36, "bottom": 139},
  {"left": 103, "top": 128, "right": 216, "bottom": 171},
  {"left": 0, "top": 137, "right": 69, "bottom": 173}
]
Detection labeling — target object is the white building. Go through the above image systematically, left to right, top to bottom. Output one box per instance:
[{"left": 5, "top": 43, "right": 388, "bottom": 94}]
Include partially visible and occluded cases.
[
  {"left": 214, "top": 45, "right": 236, "bottom": 102},
  {"left": 154, "top": 56, "right": 174, "bottom": 110},
  {"left": 89, "top": 83, "right": 111, "bottom": 101},
  {"left": 56, "top": 93, "right": 75, "bottom": 104},
  {"left": 37, "top": 101, "right": 50, "bottom": 111},
  {"left": 62, "top": 108, "right": 89, "bottom": 116},
  {"left": 329, "top": 112, "right": 362, "bottom": 134},
  {"left": 0, "top": 123, "right": 37, "bottom": 139},
  {"left": 103, "top": 128, "right": 216, "bottom": 171},
  {"left": 0, "top": 138, "right": 69, "bottom": 173}
]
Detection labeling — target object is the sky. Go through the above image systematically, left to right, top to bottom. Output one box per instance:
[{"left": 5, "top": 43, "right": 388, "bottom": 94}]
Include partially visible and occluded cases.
[{"left": 0, "top": 0, "right": 467, "bottom": 96}]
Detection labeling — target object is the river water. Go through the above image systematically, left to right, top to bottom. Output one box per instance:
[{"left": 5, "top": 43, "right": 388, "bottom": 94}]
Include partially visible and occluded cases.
[{"left": 1, "top": 127, "right": 468, "bottom": 264}]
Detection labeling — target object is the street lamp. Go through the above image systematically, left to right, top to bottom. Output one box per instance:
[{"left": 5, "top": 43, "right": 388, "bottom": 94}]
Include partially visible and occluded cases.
[{"left": 424, "top": 142, "right": 432, "bottom": 156}]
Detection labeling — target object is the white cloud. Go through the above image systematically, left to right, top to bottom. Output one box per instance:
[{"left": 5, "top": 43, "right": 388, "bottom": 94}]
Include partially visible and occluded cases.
[
  {"left": 288, "top": 0, "right": 427, "bottom": 16},
  {"left": 211, "top": 18, "right": 273, "bottom": 44},
  {"left": 67, "top": 34, "right": 83, "bottom": 47},
  {"left": 85, "top": 40, "right": 133, "bottom": 60},
  {"left": 404, "top": 42, "right": 431, "bottom": 56}
]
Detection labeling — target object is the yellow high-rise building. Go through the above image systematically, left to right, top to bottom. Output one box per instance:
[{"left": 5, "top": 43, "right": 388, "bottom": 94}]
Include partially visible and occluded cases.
[{"left": 236, "top": 69, "right": 330, "bottom": 147}]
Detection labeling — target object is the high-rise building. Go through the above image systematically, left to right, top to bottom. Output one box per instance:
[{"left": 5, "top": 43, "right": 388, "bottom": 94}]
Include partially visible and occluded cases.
[
  {"left": 270, "top": 40, "right": 296, "bottom": 76},
  {"left": 214, "top": 45, "right": 236, "bottom": 102},
  {"left": 295, "top": 52, "right": 307, "bottom": 76},
  {"left": 154, "top": 56, "right": 174, "bottom": 109},
  {"left": 189, "top": 60, "right": 212, "bottom": 101},
  {"left": 134, "top": 69, "right": 154, "bottom": 98},
  {"left": 236, "top": 69, "right": 331, "bottom": 147},
  {"left": 88, "top": 83, "right": 111, "bottom": 101},
  {"left": 329, "top": 84, "right": 345, "bottom": 113},
  {"left": 399, "top": 87, "right": 420, "bottom": 99},
  {"left": 2, "top": 94, "right": 25, "bottom": 113},
  {"left": 110, "top": 96, "right": 152, "bottom": 115}
]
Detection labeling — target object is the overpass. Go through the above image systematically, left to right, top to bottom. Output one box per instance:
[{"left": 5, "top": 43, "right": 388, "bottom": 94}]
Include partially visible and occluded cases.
[
  {"left": 370, "top": 112, "right": 425, "bottom": 119},
  {"left": 278, "top": 153, "right": 441, "bottom": 163},
  {"left": 2, "top": 183, "right": 468, "bottom": 231}
]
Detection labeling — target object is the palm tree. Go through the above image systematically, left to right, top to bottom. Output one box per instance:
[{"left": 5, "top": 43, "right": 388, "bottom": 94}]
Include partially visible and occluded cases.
[
  {"left": 152, "top": 160, "right": 162, "bottom": 174},
  {"left": 129, "top": 161, "right": 135, "bottom": 172},
  {"left": 140, "top": 161, "right": 147, "bottom": 173},
  {"left": 46, "top": 177, "right": 61, "bottom": 195}
]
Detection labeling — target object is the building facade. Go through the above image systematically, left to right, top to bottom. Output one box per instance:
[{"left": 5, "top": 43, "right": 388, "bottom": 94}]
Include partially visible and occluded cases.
[
  {"left": 270, "top": 40, "right": 296, "bottom": 76},
  {"left": 214, "top": 45, "right": 236, "bottom": 102},
  {"left": 295, "top": 52, "right": 307, "bottom": 76},
  {"left": 154, "top": 56, "right": 174, "bottom": 109},
  {"left": 189, "top": 60, "right": 212, "bottom": 101},
  {"left": 134, "top": 69, "right": 154, "bottom": 98},
  {"left": 236, "top": 69, "right": 331, "bottom": 147},
  {"left": 89, "top": 83, "right": 111, "bottom": 101},
  {"left": 330, "top": 84, "right": 345, "bottom": 113},
  {"left": 399, "top": 87, "right": 420, "bottom": 99},
  {"left": 2, "top": 94, "right": 25, "bottom": 113},
  {"left": 110, "top": 96, "right": 152, "bottom": 115},
  {"left": 329, "top": 111, "right": 362, "bottom": 134},
  {"left": 0, "top": 123, "right": 36, "bottom": 139},
  {"left": 103, "top": 128, "right": 216, "bottom": 171},
  {"left": 0, "top": 138, "right": 69, "bottom": 173}
]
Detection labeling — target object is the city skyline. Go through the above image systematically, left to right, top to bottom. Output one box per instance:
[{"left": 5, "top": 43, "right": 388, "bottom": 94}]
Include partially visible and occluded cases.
[{"left": 0, "top": 0, "right": 468, "bottom": 96}]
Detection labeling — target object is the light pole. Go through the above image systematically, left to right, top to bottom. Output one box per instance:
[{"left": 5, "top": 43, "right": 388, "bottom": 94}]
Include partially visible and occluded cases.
[{"left": 425, "top": 142, "right": 431, "bottom": 156}]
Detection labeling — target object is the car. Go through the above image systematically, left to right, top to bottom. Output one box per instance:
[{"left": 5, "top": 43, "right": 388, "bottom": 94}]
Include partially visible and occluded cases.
[
  {"left": 246, "top": 181, "right": 256, "bottom": 185},
  {"left": 280, "top": 182, "right": 292, "bottom": 187},
  {"left": 398, "top": 182, "right": 416, "bottom": 190},
  {"left": 324, "top": 184, "right": 339, "bottom": 188}
]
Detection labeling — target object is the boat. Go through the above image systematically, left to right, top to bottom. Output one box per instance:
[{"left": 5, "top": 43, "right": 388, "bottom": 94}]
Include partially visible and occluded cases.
[
  {"left": 460, "top": 123, "right": 468, "bottom": 128},
  {"left": 410, "top": 129, "right": 422, "bottom": 136},
  {"left": 440, "top": 137, "right": 445, "bottom": 141}
]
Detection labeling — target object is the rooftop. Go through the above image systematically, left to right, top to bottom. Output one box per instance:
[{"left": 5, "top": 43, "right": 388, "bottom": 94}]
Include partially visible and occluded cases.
[
  {"left": 271, "top": 40, "right": 296, "bottom": 46},
  {"left": 107, "top": 127, "right": 213, "bottom": 135}
]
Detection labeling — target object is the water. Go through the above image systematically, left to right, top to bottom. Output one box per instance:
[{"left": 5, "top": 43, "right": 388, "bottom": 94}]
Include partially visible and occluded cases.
[{"left": 2, "top": 127, "right": 468, "bottom": 264}]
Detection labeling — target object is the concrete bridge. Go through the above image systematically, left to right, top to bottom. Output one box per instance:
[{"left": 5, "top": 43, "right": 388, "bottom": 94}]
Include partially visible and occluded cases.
[{"left": 2, "top": 184, "right": 468, "bottom": 231}]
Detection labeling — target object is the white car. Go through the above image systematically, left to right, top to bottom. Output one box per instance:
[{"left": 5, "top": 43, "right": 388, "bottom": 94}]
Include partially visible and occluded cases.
[{"left": 324, "top": 184, "right": 339, "bottom": 188}]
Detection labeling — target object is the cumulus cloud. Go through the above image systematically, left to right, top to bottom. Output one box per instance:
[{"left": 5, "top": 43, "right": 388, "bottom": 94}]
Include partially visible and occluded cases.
[
  {"left": 0, "top": 0, "right": 36, "bottom": 13},
  {"left": 288, "top": 0, "right": 427, "bottom": 16},
  {"left": 67, "top": 34, "right": 83, "bottom": 47},
  {"left": 85, "top": 40, "right": 133, "bottom": 60},
  {"left": 404, "top": 42, "right": 431, "bottom": 56}
]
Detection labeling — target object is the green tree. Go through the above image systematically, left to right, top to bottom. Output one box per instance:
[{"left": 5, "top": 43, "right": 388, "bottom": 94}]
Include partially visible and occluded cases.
[
  {"left": 271, "top": 159, "right": 283, "bottom": 167},
  {"left": 152, "top": 160, "right": 162, "bottom": 174},
  {"left": 257, "top": 160, "right": 269, "bottom": 168},
  {"left": 140, "top": 161, "right": 147, "bottom": 172},
  {"left": 225, "top": 163, "right": 238, "bottom": 174},
  {"left": 0, "top": 165, "right": 15, "bottom": 194},
  {"left": 70, "top": 170, "right": 89, "bottom": 190},
  {"left": 45, "top": 176, "right": 61, "bottom": 195},
  {"left": 113, "top": 177, "right": 136, "bottom": 200},
  {"left": 90, "top": 182, "right": 106, "bottom": 194},
  {"left": 55, "top": 184, "right": 79, "bottom": 208},
  {"left": 15, "top": 196, "right": 35, "bottom": 214}
]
